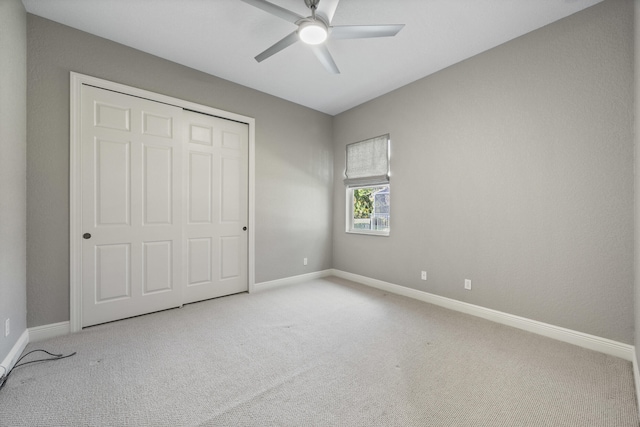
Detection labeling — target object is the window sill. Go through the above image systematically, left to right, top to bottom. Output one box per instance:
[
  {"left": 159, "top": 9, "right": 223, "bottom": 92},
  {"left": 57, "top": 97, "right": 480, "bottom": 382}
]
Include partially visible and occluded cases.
[{"left": 346, "top": 229, "right": 390, "bottom": 237}]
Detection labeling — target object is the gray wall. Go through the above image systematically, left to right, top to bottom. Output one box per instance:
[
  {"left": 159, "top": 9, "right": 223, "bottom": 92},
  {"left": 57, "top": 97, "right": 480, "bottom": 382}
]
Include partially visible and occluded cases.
[
  {"left": 0, "top": 0, "right": 27, "bottom": 360},
  {"left": 333, "top": 0, "right": 634, "bottom": 344},
  {"left": 634, "top": 0, "right": 640, "bottom": 385},
  {"left": 27, "top": 15, "right": 333, "bottom": 328}
]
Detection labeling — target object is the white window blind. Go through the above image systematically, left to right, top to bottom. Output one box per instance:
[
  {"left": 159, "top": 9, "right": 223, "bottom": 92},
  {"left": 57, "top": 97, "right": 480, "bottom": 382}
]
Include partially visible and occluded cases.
[{"left": 344, "top": 134, "right": 390, "bottom": 186}]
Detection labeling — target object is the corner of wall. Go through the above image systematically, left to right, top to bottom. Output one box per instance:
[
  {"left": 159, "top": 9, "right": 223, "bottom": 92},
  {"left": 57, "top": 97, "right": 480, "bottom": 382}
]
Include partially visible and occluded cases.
[
  {"left": 0, "top": 0, "right": 28, "bottom": 366},
  {"left": 633, "top": 0, "right": 640, "bottom": 411}
]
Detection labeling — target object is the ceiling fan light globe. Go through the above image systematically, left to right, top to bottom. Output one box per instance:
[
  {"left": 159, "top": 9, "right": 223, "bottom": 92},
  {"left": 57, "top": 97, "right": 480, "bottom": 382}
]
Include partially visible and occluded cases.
[{"left": 298, "top": 23, "right": 328, "bottom": 45}]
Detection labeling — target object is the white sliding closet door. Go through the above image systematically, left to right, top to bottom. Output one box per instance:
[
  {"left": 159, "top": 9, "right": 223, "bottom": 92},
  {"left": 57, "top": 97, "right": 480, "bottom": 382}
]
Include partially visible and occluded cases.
[
  {"left": 80, "top": 85, "right": 249, "bottom": 328},
  {"left": 81, "top": 85, "right": 183, "bottom": 327},
  {"left": 182, "top": 110, "right": 249, "bottom": 304}
]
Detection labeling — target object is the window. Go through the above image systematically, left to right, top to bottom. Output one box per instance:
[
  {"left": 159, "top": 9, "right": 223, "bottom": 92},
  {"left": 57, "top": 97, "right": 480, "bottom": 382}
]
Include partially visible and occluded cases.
[
  {"left": 344, "top": 135, "right": 390, "bottom": 235},
  {"left": 347, "top": 184, "right": 390, "bottom": 234}
]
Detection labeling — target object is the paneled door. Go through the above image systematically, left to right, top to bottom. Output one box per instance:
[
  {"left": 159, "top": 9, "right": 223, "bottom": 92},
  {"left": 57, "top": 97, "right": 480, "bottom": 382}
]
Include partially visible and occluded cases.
[
  {"left": 80, "top": 85, "right": 249, "bottom": 328},
  {"left": 81, "top": 86, "right": 184, "bottom": 327},
  {"left": 182, "top": 110, "right": 248, "bottom": 304}
]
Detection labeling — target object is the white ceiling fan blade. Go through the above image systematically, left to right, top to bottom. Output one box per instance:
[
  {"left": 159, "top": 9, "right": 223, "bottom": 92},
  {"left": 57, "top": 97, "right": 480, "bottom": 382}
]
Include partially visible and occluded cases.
[
  {"left": 240, "top": 0, "right": 304, "bottom": 24},
  {"left": 316, "top": 0, "right": 340, "bottom": 24},
  {"left": 330, "top": 24, "right": 405, "bottom": 39},
  {"left": 255, "top": 31, "right": 300, "bottom": 62},
  {"left": 310, "top": 44, "right": 340, "bottom": 74}
]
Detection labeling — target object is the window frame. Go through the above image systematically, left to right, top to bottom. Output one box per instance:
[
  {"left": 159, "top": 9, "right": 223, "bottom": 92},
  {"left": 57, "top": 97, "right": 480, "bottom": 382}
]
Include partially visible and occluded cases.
[{"left": 345, "top": 183, "right": 391, "bottom": 236}]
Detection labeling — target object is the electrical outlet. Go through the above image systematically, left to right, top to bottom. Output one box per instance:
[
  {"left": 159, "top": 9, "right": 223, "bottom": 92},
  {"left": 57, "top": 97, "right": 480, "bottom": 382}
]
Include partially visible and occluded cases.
[
  {"left": 303, "top": 257, "right": 308, "bottom": 266},
  {"left": 421, "top": 271, "right": 427, "bottom": 281},
  {"left": 464, "top": 279, "right": 472, "bottom": 290},
  {"left": 4, "top": 319, "right": 9, "bottom": 337}
]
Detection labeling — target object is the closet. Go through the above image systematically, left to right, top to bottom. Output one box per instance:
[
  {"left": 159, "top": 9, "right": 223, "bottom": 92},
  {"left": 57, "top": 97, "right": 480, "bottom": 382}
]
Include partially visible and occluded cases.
[{"left": 78, "top": 83, "right": 249, "bottom": 327}]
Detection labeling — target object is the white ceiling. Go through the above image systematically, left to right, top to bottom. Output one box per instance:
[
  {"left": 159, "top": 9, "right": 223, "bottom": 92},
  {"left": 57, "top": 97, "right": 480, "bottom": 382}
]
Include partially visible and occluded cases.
[{"left": 22, "top": 0, "right": 603, "bottom": 116}]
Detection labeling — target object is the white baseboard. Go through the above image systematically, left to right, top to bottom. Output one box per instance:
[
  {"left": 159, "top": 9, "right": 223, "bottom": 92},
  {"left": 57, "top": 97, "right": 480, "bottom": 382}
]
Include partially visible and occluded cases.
[
  {"left": 253, "top": 269, "right": 333, "bottom": 293},
  {"left": 331, "top": 269, "right": 634, "bottom": 361},
  {"left": 17, "top": 271, "right": 635, "bottom": 366},
  {"left": 29, "top": 321, "right": 70, "bottom": 343},
  {"left": 0, "top": 322, "right": 70, "bottom": 375},
  {"left": 1, "top": 329, "right": 29, "bottom": 374},
  {"left": 633, "top": 349, "right": 640, "bottom": 409}
]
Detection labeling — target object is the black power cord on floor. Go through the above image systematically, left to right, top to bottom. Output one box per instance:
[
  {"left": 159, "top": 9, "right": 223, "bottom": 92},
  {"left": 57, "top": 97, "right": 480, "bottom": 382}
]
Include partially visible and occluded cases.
[{"left": 0, "top": 349, "right": 76, "bottom": 392}]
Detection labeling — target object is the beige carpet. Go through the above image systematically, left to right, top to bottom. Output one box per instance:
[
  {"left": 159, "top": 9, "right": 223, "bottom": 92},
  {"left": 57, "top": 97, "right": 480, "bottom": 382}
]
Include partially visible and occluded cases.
[{"left": 0, "top": 277, "right": 637, "bottom": 426}]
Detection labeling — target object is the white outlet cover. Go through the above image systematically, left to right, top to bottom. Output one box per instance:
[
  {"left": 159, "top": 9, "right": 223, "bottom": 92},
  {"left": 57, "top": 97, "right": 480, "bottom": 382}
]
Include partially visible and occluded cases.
[
  {"left": 421, "top": 271, "right": 427, "bottom": 280},
  {"left": 465, "top": 279, "right": 472, "bottom": 290}
]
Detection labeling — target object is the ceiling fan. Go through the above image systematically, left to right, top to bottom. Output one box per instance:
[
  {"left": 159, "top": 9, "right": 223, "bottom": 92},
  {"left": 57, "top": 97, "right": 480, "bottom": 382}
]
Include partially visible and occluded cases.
[{"left": 240, "top": 0, "right": 405, "bottom": 74}]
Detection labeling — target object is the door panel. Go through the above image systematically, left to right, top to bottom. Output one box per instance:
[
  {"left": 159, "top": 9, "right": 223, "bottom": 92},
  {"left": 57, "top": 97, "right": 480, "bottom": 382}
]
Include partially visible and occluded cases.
[
  {"left": 81, "top": 85, "right": 183, "bottom": 327},
  {"left": 94, "top": 102, "right": 130, "bottom": 131},
  {"left": 183, "top": 110, "right": 248, "bottom": 304},
  {"left": 142, "top": 112, "right": 174, "bottom": 138},
  {"left": 189, "top": 123, "right": 213, "bottom": 146},
  {"left": 96, "top": 139, "right": 130, "bottom": 226},
  {"left": 143, "top": 145, "right": 173, "bottom": 225},
  {"left": 188, "top": 152, "right": 213, "bottom": 224},
  {"left": 221, "top": 157, "right": 241, "bottom": 222},
  {"left": 221, "top": 236, "right": 240, "bottom": 279},
  {"left": 188, "top": 237, "right": 213, "bottom": 286},
  {"left": 142, "top": 240, "right": 173, "bottom": 294},
  {"left": 95, "top": 243, "right": 130, "bottom": 302}
]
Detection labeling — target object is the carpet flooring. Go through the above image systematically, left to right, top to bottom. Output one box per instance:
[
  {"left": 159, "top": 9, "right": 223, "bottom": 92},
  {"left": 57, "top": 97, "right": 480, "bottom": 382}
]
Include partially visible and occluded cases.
[{"left": 0, "top": 277, "right": 637, "bottom": 426}]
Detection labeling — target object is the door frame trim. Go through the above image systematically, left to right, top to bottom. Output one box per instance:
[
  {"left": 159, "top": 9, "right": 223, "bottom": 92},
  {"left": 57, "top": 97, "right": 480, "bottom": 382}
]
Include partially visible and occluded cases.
[{"left": 69, "top": 72, "right": 256, "bottom": 333}]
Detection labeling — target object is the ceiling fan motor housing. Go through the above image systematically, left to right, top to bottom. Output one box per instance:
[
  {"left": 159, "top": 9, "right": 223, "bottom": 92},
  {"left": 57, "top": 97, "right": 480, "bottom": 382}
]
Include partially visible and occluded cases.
[{"left": 304, "top": 0, "right": 321, "bottom": 10}]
